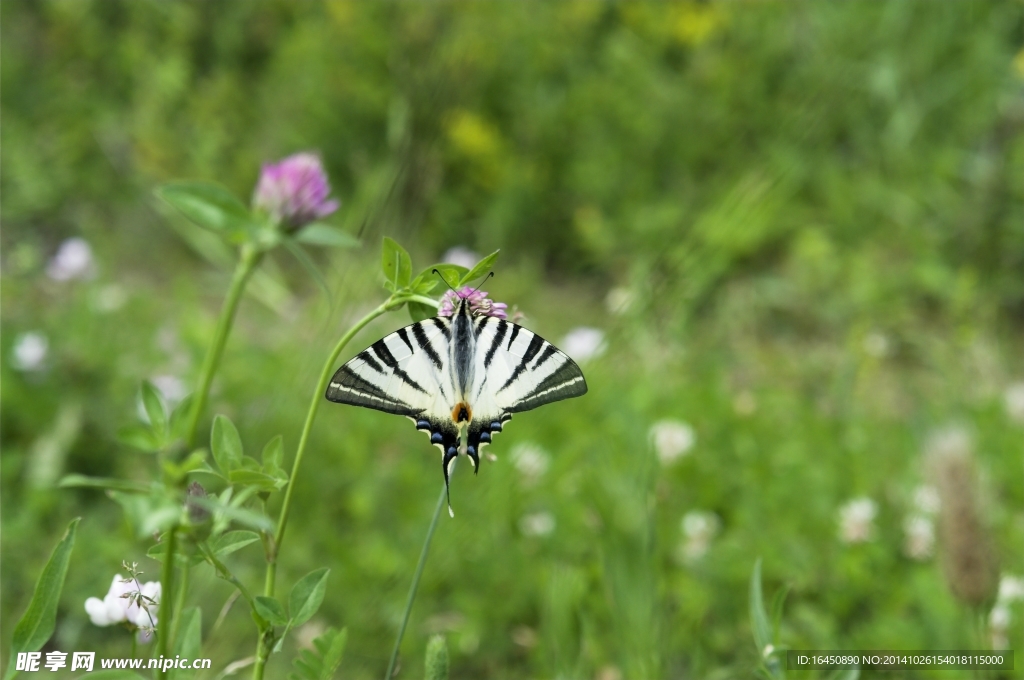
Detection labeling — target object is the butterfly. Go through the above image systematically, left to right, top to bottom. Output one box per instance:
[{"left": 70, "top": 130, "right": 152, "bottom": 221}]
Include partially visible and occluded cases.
[{"left": 325, "top": 287, "right": 588, "bottom": 515}]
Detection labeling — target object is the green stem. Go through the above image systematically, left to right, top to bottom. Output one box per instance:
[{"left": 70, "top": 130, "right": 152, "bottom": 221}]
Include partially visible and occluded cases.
[
  {"left": 185, "top": 244, "right": 262, "bottom": 448},
  {"left": 251, "top": 293, "right": 438, "bottom": 680},
  {"left": 265, "top": 299, "right": 390, "bottom": 593},
  {"left": 385, "top": 480, "right": 449, "bottom": 680},
  {"left": 154, "top": 526, "right": 178, "bottom": 676},
  {"left": 199, "top": 543, "right": 259, "bottom": 612},
  {"left": 169, "top": 562, "right": 189, "bottom": 649},
  {"left": 130, "top": 633, "right": 138, "bottom": 660}
]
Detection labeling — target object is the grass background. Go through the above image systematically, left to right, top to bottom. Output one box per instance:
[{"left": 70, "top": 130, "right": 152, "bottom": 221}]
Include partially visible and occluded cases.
[{"left": 2, "top": 1, "right": 1024, "bottom": 678}]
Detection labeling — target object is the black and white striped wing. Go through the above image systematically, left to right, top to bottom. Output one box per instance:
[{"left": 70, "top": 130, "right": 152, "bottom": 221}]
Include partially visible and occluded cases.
[
  {"left": 465, "top": 316, "right": 587, "bottom": 456},
  {"left": 326, "top": 318, "right": 459, "bottom": 444}
]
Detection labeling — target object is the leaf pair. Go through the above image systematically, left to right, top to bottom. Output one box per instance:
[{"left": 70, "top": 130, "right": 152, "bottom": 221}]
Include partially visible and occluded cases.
[
  {"left": 380, "top": 237, "right": 501, "bottom": 321},
  {"left": 117, "top": 382, "right": 193, "bottom": 453},
  {"left": 207, "top": 416, "right": 288, "bottom": 494},
  {"left": 253, "top": 568, "right": 330, "bottom": 657},
  {"left": 290, "top": 627, "right": 347, "bottom": 680}
]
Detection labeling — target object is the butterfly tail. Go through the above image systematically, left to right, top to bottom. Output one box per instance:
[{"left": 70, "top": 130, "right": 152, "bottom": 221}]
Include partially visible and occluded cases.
[{"left": 442, "top": 444, "right": 458, "bottom": 517}]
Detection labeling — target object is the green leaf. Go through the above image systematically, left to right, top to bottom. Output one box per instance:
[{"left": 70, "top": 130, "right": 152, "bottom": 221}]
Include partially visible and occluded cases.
[
  {"left": 156, "top": 181, "right": 253, "bottom": 239},
  {"left": 294, "top": 223, "right": 360, "bottom": 248},
  {"left": 381, "top": 237, "right": 412, "bottom": 289},
  {"left": 283, "top": 239, "right": 333, "bottom": 306},
  {"left": 458, "top": 249, "right": 500, "bottom": 285},
  {"left": 411, "top": 263, "right": 467, "bottom": 292},
  {"left": 408, "top": 301, "right": 438, "bottom": 322},
  {"left": 140, "top": 380, "right": 168, "bottom": 439},
  {"left": 169, "top": 394, "right": 195, "bottom": 439},
  {"left": 211, "top": 415, "right": 243, "bottom": 474},
  {"left": 117, "top": 423, "right": 160, "bottom": 453},
  {"left": 261, "top": 435, "right": 285, "bottom": 474},
  {"left": 162, "top": 449, "right": 208, "bottom": 484},
  {"left": 229, "top": 468, "right": 283, "bottom": 491},
  {"left": 58, "top": 474, "right": 149, "bottom": 494},
  {"left": 110, "top": 491, "right": 181, "bottom": 539},
  {"left": 189, "top": 495, "right": 274, "bottom": 533},
  {"left": 4, "top": 518, "right": 79, "bottom": 680},
  {"left": 210, "top": 530, "right": 261, "bottom": 557},
  {"left": 147, "top": 540, "right": 203, "bottom": 568},
  {"left": 749, "top": 558, "right": 773, "bottom": 655},
  {"left": 288, "top": 568, "right": 330, "bottom": 627},
  {"left": 769, "top": 582, "right": 791, "bottom": 640},
  {"left": 254, "top": 596, "right": 289, "bottom": 627},
  {"left": 169, "top": 607, "right": 202, "bottom": 680},
  {"left": 289, "top": 627, "right": 348, "bottom": 680},
  {"left": 425, "top": 635, "right": 450, "bottom": 680}
]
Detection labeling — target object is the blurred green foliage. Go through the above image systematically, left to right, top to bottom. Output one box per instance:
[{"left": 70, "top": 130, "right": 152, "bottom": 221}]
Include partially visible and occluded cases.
[{"left": 3, "top": 1, "right": 1024, "bottom": 679}]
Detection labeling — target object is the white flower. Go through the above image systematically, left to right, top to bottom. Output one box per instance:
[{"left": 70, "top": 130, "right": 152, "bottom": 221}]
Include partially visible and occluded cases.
[
  {"left": 46, "top": 237, "right": 95, "bottom": 281},
  {"left": 442, "top": 246, "right": 480, "bottom": 269},
  {"left": 93, "top": 284, "right": 128, "bottom": 313},
  {"left": 605, "top": 287, "right": 634, "bottom": 315},
  {"left": 561, "top": 327, "right": 606, "bottom": 362},
  {"left": 863, "top": 331, "right": 890, "bottom": 358},
  {"left": 12, "top": 332, "right": 49, "bottom": 372},
  {"left": 1003, "top": 382, "right": 1024, "bottom": 424},
  {"left": 649, "top": 420, "right": 695, "bottom": 465},
  {"left": 925, "top": 425, "right": 972, "bottom": 460},
  {"left": 510, "top": 442, "right": 549, "bottom": 482},
  {"left": 912, "top": 485, "right": 940, "bottom": 516},
  {"left": 838, "top": 497, "right": 877, "bottom": 544},
  {"left": 678, "top": 510, "right": 720, "bottom": 562},
  {"left": 519, "top": 511, "right": 555, "bottom": 537},
  {"left": 902, "top": 515, "right": 934, "bottom": 560},
  {"left": 84, "top": 574, "right": 160, "bottom": 630},
  {"left": 997, "top": 574, "right": 1024, "bottom": 603},
  {"left": 990, "top": 604, "right": 1011, "bottom": 631}
]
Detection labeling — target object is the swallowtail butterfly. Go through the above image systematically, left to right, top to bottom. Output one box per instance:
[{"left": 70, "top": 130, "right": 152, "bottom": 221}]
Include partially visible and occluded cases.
[{"left": 326, "top": 292, "right": 588, "bottom": 515}]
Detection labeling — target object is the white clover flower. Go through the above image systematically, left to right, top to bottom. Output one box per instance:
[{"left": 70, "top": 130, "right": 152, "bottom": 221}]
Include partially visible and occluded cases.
[
  {"left": 47, "top": 237, "right": 95, "bottom": 281},
  {"left": 442, "top": 246, "right": 480, "bottom": 269},
  {"left": 93, "top": 284, "right": 128, "bottom": 313},
  {"left": 605, "top": 287, "right": 634, "bottom": 315},
  {"left": 561, "top": 327, "right": 606, "bottom": 362},
  {"left": 863, "top": 331, "right": 890, "bottom": 358},
  {"left": 12, "top": 332, "right": 49, "bottom": 372},
  {"left": 1003, "top": 382, "right": 1024, "bottom": 424},
  {"left": 649, "top": 420, "right": 695, "bottom": 465},
  {"left": 510, "top": 442, "right": 549, "bottom": 482},
  {"left": 912, "top": 485, "right": 940, "bottom": 516},
  {"left": 838, "top": 497, "right": 877, "bottom": 544},
  {"left": 678, "top": 510, "right": 720, "bottom": 562},
  {"left": 519, "top": 511, "right": 555, "bottom": 537},
  {"left": 902, "top": 515, "right": 934, "bottom": 560},
  {"left": 84, "top": 574, "right": 160, "bottom": 633},
  {"left": 997, "top": 574, "right": 1024, "bottom": 603}
]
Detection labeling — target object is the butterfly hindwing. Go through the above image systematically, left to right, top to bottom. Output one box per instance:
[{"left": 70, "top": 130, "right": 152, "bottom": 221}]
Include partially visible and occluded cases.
[{"left": 465, "top": 316, "right": 587, "bottom": 462}]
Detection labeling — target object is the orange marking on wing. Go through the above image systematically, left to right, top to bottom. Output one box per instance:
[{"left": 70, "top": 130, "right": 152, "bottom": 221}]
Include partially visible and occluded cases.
[{"left": 451, "top": 402, "right": 472, "bottom": 423}]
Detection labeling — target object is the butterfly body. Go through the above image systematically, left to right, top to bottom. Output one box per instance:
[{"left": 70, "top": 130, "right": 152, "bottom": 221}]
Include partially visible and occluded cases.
[{"left": 326, "top": 296, "right": 587, "bottom": 513}]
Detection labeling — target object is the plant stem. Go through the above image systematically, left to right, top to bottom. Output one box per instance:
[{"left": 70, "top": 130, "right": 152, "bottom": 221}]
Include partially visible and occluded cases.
[
  {"left": 185, "top": 243, "right": 262, "bottom": 449},
  {"left": 251, "top": 293, "right": 438, "bottom": 680},
  {"left": 265, "top": 296, "right": 414, "bottom": 593},
  {"left": 385, "top": 480, "right": 449, "bottom": 680},
  {"left": 154, "top": 526, "right": 178, "bottom": 676}
]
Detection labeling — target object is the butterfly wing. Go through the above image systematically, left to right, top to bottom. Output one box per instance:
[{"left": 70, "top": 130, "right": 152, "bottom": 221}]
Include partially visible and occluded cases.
[
  {"left": 465, "top": 316, "right": 588, "bottom": 463},
  {"left": 326, "top": 317, "right": 461, "bottom": 457}
]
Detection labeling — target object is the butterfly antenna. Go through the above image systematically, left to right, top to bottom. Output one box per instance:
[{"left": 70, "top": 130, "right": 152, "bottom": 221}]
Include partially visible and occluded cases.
[
  {"left": 432, "top": 269, "right": 458, "bottom": 295},
  {"left": 468, "top": 271, "right": 494, "bottom": 297}
]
